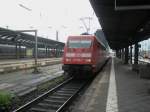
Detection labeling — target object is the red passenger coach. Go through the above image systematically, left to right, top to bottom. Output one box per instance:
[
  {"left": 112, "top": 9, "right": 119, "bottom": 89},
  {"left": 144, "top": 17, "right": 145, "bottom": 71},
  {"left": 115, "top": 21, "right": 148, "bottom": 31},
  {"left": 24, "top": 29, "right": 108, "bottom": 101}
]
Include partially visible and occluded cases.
[{"left": 62, "top": 35, "right": 107, "bottom": 78}]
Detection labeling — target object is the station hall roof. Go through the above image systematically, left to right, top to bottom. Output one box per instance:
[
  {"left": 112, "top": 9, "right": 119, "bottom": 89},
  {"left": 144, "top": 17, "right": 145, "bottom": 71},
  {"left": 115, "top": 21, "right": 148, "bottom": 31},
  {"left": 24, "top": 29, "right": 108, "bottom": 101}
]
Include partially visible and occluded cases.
[
  {"left": 90, "top": 0, "right": 150, "bottom": 50},
  {"left": 0, "top": 27, "right": 65, "bottom": 48}
]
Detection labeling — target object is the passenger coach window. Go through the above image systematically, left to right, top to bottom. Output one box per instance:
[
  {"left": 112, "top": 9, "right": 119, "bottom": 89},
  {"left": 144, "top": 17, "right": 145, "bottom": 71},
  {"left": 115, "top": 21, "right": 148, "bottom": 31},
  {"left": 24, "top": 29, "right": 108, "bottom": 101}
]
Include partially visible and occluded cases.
[{"left": 68, "top": 40, "right": 92, "bottom": 48}]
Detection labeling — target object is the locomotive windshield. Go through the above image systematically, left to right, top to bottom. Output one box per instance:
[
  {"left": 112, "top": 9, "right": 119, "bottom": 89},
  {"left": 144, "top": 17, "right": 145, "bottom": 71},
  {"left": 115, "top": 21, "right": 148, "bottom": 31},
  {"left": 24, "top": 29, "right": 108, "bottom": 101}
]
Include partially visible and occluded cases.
[{"left": 68, "top": 40, "right": 92, "bottom": 48}]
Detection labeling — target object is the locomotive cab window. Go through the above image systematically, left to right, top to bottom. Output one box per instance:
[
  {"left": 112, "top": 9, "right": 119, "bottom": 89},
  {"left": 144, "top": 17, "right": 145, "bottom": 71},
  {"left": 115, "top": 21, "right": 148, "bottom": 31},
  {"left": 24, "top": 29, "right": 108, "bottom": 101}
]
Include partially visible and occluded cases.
[{"left": 68, "top": 40, "right": 92, "bottom": 48}]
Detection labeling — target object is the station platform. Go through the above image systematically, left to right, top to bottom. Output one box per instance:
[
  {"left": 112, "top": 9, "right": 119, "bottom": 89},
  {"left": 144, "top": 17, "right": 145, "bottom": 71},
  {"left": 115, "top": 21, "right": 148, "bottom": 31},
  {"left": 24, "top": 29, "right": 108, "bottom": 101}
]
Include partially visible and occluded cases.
[
  {"left": 72, "top": 57, "right": 150, "bottom": 112},
  {"left": 0, "top": 58, "right": 61, "bottom": 73},
  {"left": 0, "top": 64, "right": 63, "bottom": 97}
]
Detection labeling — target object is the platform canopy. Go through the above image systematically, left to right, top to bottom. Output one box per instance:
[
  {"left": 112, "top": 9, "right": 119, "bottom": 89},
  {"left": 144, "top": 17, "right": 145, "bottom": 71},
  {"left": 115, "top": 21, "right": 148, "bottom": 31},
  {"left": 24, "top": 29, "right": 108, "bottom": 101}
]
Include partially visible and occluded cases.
[
  {"left": 90, "top": 0, "right": 150, "bottom": 50},
  {"left": 0, "top": 27, "right": 64, "bottom": 48}
]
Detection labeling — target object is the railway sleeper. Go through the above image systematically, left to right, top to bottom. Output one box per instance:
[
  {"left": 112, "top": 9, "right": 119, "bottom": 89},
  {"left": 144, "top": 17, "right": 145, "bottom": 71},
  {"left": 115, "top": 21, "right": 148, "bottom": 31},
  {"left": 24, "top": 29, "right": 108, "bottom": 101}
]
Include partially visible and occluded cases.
[
  {"left": 60, "top": 88, "right": 77, "bottom": 91},
  {"left": 57, "top": 90, "right": 76, "bottom": 93},
  {"left": 54, "top": 92, "right": 73, "bottom": 97},
  {"left": 48, "top": 95, "right": 68, "bottom": 101},
  {"left": 43, "top": 99, "right": 64, "bottom": 105},
  {"left": 37, "top": 102, "right": 61, "bottom": 110},
  {"left": 30, "top": 107, "right": 55, "bottom": 112}
]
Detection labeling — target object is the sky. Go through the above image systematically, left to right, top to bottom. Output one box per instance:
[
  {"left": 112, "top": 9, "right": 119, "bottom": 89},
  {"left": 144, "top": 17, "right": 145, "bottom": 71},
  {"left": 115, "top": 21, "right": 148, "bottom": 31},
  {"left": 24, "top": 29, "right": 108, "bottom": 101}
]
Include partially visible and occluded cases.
[{"left": 0, "top": 0, "right": 101, "bottom": 42}]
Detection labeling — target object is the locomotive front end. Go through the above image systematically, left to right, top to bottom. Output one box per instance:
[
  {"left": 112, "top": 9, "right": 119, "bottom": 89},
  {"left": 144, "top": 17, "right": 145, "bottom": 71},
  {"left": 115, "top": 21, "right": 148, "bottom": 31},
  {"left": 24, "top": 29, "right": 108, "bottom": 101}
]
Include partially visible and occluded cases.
[{"left": 62, "top": 36, "right": 94, "bottom": 77}]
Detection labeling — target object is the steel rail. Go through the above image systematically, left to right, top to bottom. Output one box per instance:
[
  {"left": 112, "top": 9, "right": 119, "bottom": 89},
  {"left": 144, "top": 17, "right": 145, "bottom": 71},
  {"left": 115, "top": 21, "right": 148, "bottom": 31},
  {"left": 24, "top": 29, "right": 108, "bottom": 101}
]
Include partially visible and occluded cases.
[
  {"left": 13, "top": 77, "right": 89, "bottom": 112},
  {"left": 13, "top": 77, "right": 73, "bottom": 112},
  {"left": 56, "top": 80, "right": 88, "bottom": 112}
]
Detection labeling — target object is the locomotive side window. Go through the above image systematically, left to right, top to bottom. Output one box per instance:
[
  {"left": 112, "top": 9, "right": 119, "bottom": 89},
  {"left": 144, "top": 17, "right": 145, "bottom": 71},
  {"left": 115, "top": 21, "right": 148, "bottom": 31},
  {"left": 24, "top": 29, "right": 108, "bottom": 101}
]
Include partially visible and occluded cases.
[{"left": 68, "top": 40, "right": 92, "bottom": 48}]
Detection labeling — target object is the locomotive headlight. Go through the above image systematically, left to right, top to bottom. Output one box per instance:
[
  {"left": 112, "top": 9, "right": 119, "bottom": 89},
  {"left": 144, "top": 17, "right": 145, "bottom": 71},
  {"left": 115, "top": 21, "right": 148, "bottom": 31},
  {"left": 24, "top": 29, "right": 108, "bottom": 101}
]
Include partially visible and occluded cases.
[
  {"left": 66, "top": 58, "right": 71, "bottom": 62},
  {"left": 85, "top": 59, "right": 91, "bottom": 62}
]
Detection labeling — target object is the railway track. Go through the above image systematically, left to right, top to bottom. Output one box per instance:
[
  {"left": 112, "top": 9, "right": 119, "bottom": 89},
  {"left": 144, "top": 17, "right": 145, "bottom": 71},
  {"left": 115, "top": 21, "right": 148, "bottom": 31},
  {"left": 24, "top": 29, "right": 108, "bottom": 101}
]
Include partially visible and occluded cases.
[{"left": 13, "top": 77, "right": 89, "bottom": 112}]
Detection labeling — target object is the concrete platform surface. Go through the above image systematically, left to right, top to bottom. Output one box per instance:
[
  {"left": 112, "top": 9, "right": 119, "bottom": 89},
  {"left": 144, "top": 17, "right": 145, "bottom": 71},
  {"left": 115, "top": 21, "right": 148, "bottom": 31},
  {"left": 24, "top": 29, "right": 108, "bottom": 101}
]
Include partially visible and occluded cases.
[
  {"left": 0, "top": 58, "right": 61, "bottom": 73},
  {"left": 72, "top": 58, "right": 150, "bottom": 112},
  {"left": 0, "top": 64, "right": 63, "bottom": 97}
]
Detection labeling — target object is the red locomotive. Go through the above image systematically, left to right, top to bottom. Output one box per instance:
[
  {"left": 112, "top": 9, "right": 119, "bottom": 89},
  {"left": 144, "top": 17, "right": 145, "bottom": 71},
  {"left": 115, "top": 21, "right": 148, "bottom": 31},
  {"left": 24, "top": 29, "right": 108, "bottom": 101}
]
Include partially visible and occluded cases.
[{"left": 62, "top": 35, "right": 108, "bottom": 77}]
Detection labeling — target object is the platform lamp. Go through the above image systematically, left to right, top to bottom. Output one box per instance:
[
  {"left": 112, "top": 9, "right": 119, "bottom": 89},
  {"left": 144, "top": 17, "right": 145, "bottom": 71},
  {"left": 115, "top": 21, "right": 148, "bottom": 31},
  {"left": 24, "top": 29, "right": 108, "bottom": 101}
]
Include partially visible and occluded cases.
[{"left": 15, "top": 30, "right": 40, "bottom": 74}]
